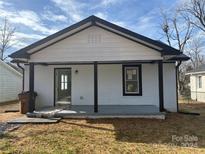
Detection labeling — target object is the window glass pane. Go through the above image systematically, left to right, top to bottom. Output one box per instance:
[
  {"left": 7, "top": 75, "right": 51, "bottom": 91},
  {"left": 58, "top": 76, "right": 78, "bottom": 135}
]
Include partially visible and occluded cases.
[
  {"left": 126, "top": 68, "right": 138, "bottom": 80},
  {"left": 126, "top": 69, "right": 133, "bottom": 80},
  {"left": 61, "top": 75, "right": 64, "bottom": 82},
  {"left": 65, "top": 75, "right": 67, "bottom": 82},
  {"left": 199, "top": 76, "right": 202, "bottom": 88},
  {"left": 126, "top": 81, "right": 138, "bottom": 93},
  {"left": 61, "top": 82, "right": 64, "bottom": 90},
  {"left": 65, "top": 83, "right": 67, "bottom": 90}
]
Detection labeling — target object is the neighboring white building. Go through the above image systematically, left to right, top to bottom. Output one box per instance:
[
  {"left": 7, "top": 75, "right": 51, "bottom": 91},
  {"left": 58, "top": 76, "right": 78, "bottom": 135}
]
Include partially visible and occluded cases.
[
  {"left": 9, "top": 16, "right": 189, "bottom": 114},
  {"left": 0, "top": 59, "right": 22, "bottom": 103},
  {"left": 186, "top": 64, "right": 205, "bottom": 102}
]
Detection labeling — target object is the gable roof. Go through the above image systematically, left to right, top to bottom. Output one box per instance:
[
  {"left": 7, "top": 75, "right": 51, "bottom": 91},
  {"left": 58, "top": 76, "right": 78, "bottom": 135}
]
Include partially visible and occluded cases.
[
  {"left": 9, "top": 15, "right": 188, "bottom": 60},
  {"left": 0, "top": 59, "right": 22, "bottom": 77}
]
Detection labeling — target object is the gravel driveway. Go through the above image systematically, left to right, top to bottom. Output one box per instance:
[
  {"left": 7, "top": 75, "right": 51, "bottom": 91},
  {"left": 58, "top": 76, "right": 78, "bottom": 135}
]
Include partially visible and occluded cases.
[{"left": 0, "top": 122, "right": 21, "bottom": 134}]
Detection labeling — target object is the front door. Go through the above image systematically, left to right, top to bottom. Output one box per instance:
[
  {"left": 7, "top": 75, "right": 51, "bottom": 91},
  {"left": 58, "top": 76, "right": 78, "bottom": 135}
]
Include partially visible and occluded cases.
[{"left": 54, "top": 68, "right": 71, "bottom": 106}]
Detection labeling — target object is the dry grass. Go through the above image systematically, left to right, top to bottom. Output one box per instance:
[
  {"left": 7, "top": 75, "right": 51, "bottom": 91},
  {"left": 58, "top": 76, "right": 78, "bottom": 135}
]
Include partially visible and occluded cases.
[
  {"left": 0, "top": 100, "right": 19, "bottom": 113},
  {"left": 0, "top": 101, "right": 21, "bottom": 122},
  {"left": 0, "top": 103, "right": 205, "bottom": 153},
  {"left": 0, "top": 112, "right": 22, "bottom": 122}
]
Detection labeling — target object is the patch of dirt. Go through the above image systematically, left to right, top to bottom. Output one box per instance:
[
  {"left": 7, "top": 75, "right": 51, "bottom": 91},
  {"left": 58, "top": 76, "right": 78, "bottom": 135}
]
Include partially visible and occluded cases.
[
  {"left": 0, "top": 101, "right": 19, "bottom": 113},
  {"left": 0, "top": 101, "right": 21, "bottom": 122},
  {"left": 179, "top": 103, "right": 205, "bottom": 114},
  {"left": 0, "top": 112, "right": 22, "bottom": 122},
  {"left": 0, "top": 123, "right": 21, "bottom": 134}
]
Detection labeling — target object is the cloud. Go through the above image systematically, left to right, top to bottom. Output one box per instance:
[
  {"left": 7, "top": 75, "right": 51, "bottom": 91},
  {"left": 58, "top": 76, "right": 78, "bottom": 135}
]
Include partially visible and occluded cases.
[
  {"left": 0, "top": 0, "right": 11, "bottom": 8},
  {"left": 0, "top": 0, "right": 62, "bottom": 51},
  {"left": 0, "top": 0, "right": 60, "bottom": 35},
  {"left": 51, "top": 0, "right": 86, "bottom": 23},
  {"left": 91, "top": 0, "right": 122, "bottom": 9},
  {"left": 100, "top": 0, "right": 119, "bottom": 6},
  {"left": 42, "top": 8, "right": 68, "bottom": 22},
  {"left": 0, "top": 9, "right": 59, "bottom": 35},
  {"left": 131, "top": 9, "right": 160, "bottom": 38},
  {"left": 94, "top": 12, "right": 108, "bottom": 20},
  {"left": 94, "top": 12, "right": 127, "bottom": 28},
  {"left": 112, "top": 21, "right": 127, "bottom": 27},
  {"left": 11, "top": 32, "right": 46, "bottom": 50},
  {"left": 14, "top": 32, "right": 45, "bottom": 41}
]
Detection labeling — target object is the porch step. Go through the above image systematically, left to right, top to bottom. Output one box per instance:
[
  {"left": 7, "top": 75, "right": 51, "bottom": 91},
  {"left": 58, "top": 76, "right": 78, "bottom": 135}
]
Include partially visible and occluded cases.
[
  {"left": 27, "top": 105, "right": 166, "bottom": 120},
  {"left": 55, "top": 111, "right": 166, "bottom": 119},
  {"left": 57, "top": 114, "right": 166, "bottom": 120}
]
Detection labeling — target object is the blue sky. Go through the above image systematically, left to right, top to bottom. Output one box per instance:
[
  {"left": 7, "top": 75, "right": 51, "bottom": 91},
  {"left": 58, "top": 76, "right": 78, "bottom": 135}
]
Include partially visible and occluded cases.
[{"left": 0, "top": 0, "right": 184, "bottom": 55}]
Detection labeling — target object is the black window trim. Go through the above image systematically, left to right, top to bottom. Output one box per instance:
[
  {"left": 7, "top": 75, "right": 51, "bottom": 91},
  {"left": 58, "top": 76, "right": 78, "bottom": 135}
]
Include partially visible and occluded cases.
[{"left": 122, "top": 64, "right": 142, "bottom": 96}]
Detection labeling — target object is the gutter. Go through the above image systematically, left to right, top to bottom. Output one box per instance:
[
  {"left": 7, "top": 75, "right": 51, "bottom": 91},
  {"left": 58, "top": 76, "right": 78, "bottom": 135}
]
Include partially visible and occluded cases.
[{"left": 17, "top": 63, "right": 24, "bottom": 92}]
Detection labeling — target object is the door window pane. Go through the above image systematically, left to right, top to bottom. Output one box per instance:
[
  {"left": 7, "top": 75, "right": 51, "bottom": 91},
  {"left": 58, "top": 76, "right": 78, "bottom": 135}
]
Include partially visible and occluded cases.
[
  {"left": 61, "top": 75, "right": 64, "bottom": 82},
  {"left": 65, "top": 75, "right": 67, "bottom": 82},
  {"left": 61, "top": 82, "right": 64, "bottom": 90},
  {"left": 65, "top": 82, "right": 67, "bottom": 90}
]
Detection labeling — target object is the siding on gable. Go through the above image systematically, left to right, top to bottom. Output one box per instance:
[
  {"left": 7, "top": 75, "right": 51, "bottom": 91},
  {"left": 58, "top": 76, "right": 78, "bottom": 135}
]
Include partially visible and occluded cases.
[
  {"left": 29, "top": 26, "right": 162, "bottom": 62},
  {"left": 0, "top": 63, "right": 22, "bottom": 103}
]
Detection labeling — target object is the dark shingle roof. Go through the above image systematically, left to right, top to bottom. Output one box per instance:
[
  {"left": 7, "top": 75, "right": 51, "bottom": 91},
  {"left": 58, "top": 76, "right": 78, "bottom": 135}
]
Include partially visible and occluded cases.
[{"left": 189, "top": 64, "right": 205, "bottom": 73}]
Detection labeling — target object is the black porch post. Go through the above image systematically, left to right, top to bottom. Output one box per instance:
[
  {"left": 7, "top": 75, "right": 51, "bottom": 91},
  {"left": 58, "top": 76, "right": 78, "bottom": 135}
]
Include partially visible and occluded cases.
[
  {"left": 158, "top": 60, "right": 164, "bottom": 112},
  {"left": 94, "top": 62, "right": 98, "bottom": 113},
  {"left": 28, "top": 63, "right": 35, "bottom": 113}
]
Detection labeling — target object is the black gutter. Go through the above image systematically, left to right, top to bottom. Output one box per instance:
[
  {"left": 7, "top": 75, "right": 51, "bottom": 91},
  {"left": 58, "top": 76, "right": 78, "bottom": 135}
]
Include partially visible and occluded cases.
[{"left": 17, "top": 63, "right": 24, "bottom": 91}]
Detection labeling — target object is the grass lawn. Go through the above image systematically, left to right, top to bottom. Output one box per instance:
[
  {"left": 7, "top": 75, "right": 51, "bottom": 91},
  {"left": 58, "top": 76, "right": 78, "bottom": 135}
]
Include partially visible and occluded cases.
[{"left": 0, "top": 103, "right": 205, "bottom": 154}]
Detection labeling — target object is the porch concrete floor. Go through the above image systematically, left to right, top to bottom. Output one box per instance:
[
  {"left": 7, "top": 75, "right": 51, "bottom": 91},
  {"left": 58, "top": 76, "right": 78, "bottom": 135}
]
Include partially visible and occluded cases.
[{"left": 30, "top": 105, "right": 165, "bottom": 119}]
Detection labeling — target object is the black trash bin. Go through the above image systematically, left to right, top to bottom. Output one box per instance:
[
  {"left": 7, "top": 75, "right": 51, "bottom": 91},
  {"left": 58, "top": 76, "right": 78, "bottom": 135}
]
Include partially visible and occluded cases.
[{"left": 18, "top": 91, "right": 37, "bottom": 114}]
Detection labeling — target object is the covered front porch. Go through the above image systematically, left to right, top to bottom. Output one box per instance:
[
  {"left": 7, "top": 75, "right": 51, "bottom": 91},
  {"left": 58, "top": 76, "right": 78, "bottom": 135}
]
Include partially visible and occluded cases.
[
  {"left": 26, "top": 60, "right": 167, "bottom": 114},
  {"left": 28, "top": 105, "right": 165, "bottom": 119}
]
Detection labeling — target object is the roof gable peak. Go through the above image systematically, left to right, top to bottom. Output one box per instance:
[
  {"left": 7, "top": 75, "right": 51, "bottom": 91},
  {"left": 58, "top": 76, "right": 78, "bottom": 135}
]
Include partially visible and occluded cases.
[{"left": 9, "top": 15, "right": 183, "bottom": 59}]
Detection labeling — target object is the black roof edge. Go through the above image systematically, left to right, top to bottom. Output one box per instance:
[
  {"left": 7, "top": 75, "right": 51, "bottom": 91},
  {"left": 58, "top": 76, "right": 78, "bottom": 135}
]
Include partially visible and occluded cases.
[
  {"left": 9, "top": 15, "right": 181, "bottom": 58},
  {"left": 168, "top": 53, "right": 190, "bottom": 61}
]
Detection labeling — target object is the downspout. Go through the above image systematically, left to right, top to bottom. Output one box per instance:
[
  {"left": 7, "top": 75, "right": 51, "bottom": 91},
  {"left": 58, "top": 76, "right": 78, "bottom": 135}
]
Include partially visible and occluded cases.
[
  {"left": 176, "top": 61, "right": 181, "bottom": 112},
  {"left": 17, "top": 63, "right": 24, "bottom": 92}
]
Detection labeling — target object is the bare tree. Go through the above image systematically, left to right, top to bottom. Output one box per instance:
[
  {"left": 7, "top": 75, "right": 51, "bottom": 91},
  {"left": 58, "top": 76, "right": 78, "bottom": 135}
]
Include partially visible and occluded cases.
[
  {"left": 181, "top": 0, "right": 205, "bottom": 32},
  {"left": 160, "top": 9, "right": 194, "bottom": 96},
  {"left": 160, "top": 9, "right": 193, "bottom": 52},
  {"left": 0, "top": 18, "right": 15, "bottom": 61},
  {"left": 186, "top": 37, "right": 205, "bottom": 69}
]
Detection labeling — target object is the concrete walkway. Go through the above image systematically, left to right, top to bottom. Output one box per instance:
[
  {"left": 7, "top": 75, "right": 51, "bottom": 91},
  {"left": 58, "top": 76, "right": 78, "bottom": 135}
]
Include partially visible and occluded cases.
[{"left": 7, "top": 116, "right": 61, "bottom": 124}]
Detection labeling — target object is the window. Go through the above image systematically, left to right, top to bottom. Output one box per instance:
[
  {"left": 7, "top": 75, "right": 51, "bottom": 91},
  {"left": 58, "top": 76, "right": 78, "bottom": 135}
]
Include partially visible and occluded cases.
[
  {"left": 123, "top": 65, "right": 142, "bottom": 96},
  {"left": 61, "top": 74, "right": 68, "bottom": 90},
  {"left": 198, "top": 76, "right": 202, "bottom": 88}
]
